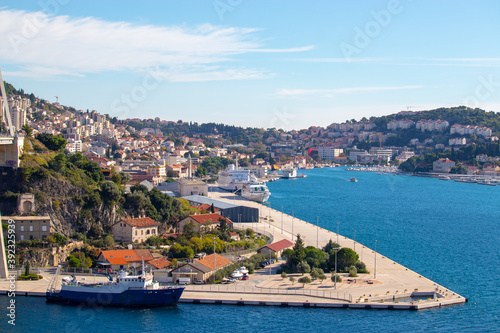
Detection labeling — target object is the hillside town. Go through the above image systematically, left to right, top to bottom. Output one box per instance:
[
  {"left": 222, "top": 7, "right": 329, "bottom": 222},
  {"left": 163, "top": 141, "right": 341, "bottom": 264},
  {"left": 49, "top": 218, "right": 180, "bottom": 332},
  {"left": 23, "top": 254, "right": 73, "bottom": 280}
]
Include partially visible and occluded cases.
[{"left": 2, "top": 88, "right": 500, "bottom": 181}]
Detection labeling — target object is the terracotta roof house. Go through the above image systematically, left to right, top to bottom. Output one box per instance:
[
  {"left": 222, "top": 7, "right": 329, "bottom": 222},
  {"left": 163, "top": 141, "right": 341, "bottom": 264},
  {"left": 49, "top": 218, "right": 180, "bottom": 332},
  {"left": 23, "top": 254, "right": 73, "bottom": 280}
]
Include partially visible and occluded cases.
[
  {"left": 178, "top": 213, "right": 233, "bottom": 233},
  {"left": 112, "top": 217, "right": 160, "bottom": 243},
  {"left": 258, "top": 239, "right": 294, "bottom": 257},
  {"left": 97, "top": 249, "right": 154, "bottom": 270},
  {"left": 171, "top": 253, "right": 232, "bottom": 283},
  {"left": 148, "top": 258, "right": 172, "bottom": 270}
]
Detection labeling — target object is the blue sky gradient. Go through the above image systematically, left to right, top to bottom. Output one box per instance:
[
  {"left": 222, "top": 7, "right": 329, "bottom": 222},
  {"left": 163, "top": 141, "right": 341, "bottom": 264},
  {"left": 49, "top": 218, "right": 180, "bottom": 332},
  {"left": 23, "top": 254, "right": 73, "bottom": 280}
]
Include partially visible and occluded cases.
[{"left": 1, "top": 0, "right": 499, "bottom": 130}]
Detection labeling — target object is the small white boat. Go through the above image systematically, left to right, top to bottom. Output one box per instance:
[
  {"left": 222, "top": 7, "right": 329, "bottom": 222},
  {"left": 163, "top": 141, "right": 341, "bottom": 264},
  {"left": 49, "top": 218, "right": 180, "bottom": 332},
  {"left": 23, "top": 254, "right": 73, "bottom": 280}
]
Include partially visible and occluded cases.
[
  {"left": 350, "top": 177, "right": 358, "bottom": 182},
  {"left": 241, "top": 183, "right": 271, "bottom": 203},
  {"left": 238, "top": 267, "right": 249, "bottom": 275},
  {"left": 231, "top": 270, "right": 244, "bottom": 278}
]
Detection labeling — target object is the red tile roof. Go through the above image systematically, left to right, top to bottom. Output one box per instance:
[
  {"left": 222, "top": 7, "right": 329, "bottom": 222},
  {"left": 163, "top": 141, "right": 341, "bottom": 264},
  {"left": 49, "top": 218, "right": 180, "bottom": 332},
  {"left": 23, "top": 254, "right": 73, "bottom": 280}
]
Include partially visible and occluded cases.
[
  {"left": 193, "top": 204, "right": 219, "bottom": 212},
  {"left": 188, "top": 213, "right": 232, "bottom": 225},
  {"left": 122, "top": 217, "right": 159, "bottom": 227},
  {"left": 263, "top": 239, "right": 294, "bottom": 253},
  {"left": 100, "top": 249, "right": 154, "bottom": 265},
  {"left": 134, "top": 249, "right": 155, "bottom": 261},
  {"left": 101, "top": 250, "right": 138, "bottom": 265},
  {"left": 196, "top": 253, "right": 232, "bottom": 270},
  {"left": 148, "top": 258, "right": 171, "bottom": 269}
]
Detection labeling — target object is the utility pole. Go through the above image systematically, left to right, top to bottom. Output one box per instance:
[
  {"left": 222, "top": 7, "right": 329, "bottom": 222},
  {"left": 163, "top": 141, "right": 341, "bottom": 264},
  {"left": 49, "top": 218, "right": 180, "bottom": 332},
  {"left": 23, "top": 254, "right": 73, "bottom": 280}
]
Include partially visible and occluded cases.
[
  {"left": 281, "top": 206, "right": 283, "bottom": 234},
  {"left": 316, "top": 216, "right": 319, "bottom": 248},
  {"left": 337, "top": 222, "right": 340, "bottom": 245},
  {"left": 353, "top": 230, "right": 356, "bottom": 253},
  {"left": 213, "top": 237, "right": 216, "bottom": 284}
]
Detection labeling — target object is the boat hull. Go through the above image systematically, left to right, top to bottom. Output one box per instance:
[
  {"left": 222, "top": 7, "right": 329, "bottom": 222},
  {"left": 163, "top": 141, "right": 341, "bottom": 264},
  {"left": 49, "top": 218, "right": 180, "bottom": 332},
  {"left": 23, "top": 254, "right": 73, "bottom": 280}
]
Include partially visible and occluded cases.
[{"left": 46, "top": 287, "right": 184, "bottom": 307}]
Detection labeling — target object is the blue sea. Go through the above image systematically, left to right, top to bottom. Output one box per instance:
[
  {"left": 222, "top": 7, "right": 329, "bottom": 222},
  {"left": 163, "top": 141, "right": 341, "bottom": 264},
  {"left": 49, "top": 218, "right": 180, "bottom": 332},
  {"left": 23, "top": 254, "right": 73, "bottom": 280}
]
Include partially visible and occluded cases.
[{"left": 2, "top": 167, "right": 499, "bottom": 332}]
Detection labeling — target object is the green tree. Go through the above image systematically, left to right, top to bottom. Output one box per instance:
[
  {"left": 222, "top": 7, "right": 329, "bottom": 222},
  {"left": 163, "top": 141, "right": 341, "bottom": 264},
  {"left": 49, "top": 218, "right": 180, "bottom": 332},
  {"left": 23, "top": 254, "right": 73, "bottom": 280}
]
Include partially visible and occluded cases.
[
  {"left": 22, "top": 124, "right": 33, "bottom": 138},
  {"left": 36, "top": 133, "right": 67, "bottom": 151},
  {"left": 49, "top": 153, "right": 67, "bottom": 172},
  {"left": 195, "top": 165, "right": 207, "bottom": 178},
  {"left": 100, "top": 181, "right": 121, "bottom": 207},
  {"left": 126, "top": 191, "right": 151, "bottom": 216},
  {"left": 218, "top": 217, "right": 228, "bottom": 233},
  {"left": 183, "top": 221, "right": 197, "bottom": 239},
  {"left": 290, "top": 234, "right": 306, "bottom": 267},
  {"left": 104, "top": 235, "right": 115, "bottom": 248},
  {"left": 323, "top": 239, "right": 340, "bottom": 253},
  {"left": 304, "top": 246, "right": 327, "bottom": 269},
  {"left": 336, "top": 248, "right": 359, "bottom": 271},
  {"left": 67, "top": 255, "right": 80, "bottom": 268},
  {"left": 297, "top": 261, "right": 311, "bottom": 275},
  {"left": 348, "top": 265, "right": 358, "bottom": 277},
  {"left": 281, "top": 271, "right": 288, "bottom": 280},
  {"left": 331, "top": 274, "right": 342, "bottom": 283},
  {"left": 289, "top": 276, "right": 296, "bottom": 284},
  {"left": 298, "top": 276, "right": 312, "bottom": 287}
]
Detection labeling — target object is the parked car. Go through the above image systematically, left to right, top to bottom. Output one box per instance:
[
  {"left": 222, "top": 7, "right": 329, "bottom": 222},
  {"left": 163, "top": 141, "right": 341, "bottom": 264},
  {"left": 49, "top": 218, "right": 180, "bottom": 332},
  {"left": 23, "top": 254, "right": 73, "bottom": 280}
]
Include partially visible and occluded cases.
[
  {"left": 241, "top": 275, "right": 249, "bottom": 280},
  {"left": 194, "top": 279, "right": 205, "bottom": 284}
]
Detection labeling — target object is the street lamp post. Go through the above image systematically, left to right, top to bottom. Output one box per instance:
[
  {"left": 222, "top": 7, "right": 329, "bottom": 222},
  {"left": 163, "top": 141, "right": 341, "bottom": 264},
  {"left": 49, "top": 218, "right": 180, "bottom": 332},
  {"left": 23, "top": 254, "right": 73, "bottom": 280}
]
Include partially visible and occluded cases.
[
  {"left": 281, "top": 206, "right": 284, "bottom": 234},
  {"left": 268, "top": 207, "right": 271, "bottom": 227},
  {"left": 292, "top": 211, "right": 294, "bottom": 241},
  {"left": 316, "top": 216, "right": 319, "bottom": 248},
  {"left": 337, "top": 222, "right": 340, "bottom": 245},
  {"left": 354, "top": 230, "right": 356, "bottom": 252},
  {"left": 213, "top": 237, "right": 216, "bottom": 284},
  {"left": 374, "top": 239, "right": 377, "bottom": 280},
  {"left": 334, "top": 246, "right": 338, "bottom": 289}
]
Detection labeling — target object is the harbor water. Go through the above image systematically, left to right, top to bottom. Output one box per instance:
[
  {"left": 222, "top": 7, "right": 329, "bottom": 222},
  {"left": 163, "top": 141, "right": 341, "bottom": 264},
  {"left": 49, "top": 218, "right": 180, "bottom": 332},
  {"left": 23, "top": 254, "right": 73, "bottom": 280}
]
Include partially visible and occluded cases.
[{"left": 2, "top": 167, "right": 499, "bottom": 332}]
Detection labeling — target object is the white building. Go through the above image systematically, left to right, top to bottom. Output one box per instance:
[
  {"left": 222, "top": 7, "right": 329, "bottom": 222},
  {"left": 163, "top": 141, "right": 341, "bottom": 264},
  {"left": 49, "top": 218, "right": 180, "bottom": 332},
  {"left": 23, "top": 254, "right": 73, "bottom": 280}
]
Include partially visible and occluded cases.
[
  {"left": 387, "top": 119, "right": 415, "bottom": 131},
  {"left": 416, "top": 119, "right": 449, "bottom": 132},
  {"left": 450, "top": 124, "right": 492, "bottom": 137},
  {"left": 449, "top": 137, "right": 467, "bottom": 146},
  {"left": 88, "top": 146, "right": 106, "bottom": 156},
  {"left": 317, "top": 147, "right": 343, "bottom": 161},
  {"left": 433, "top": 158, "right": 455, "bottom": 173}
]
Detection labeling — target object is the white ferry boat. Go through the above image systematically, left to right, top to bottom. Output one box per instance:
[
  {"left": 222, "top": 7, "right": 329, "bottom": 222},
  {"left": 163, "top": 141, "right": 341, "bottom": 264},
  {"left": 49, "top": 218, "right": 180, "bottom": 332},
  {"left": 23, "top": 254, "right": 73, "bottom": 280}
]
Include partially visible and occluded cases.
[
  {"left": 218, "top": 164, "right": 257, "bottom": 191},
  {"left": 218, "top": 164, "right": 271, "bottom": 202},
  {"left": 282, "top": 167, "right": 297, "bottom": 179},
  {"left": 241, "top": 183, "right": 271, "bottom": 202}
]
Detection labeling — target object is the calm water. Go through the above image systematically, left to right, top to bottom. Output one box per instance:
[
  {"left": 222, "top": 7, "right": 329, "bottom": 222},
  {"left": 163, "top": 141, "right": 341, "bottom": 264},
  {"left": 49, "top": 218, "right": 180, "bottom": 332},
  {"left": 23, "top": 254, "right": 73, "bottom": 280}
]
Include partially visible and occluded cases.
[{"left": 2, "top": 167, "right": 499, "bottom": 332}]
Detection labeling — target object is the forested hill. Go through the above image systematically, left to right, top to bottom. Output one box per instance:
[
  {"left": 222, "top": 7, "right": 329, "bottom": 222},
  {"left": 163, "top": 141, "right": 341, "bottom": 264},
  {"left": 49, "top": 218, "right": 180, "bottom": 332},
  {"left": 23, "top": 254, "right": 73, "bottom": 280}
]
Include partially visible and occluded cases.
[{"left": 369, "top": 106, "right": 500, "bottom": 134}]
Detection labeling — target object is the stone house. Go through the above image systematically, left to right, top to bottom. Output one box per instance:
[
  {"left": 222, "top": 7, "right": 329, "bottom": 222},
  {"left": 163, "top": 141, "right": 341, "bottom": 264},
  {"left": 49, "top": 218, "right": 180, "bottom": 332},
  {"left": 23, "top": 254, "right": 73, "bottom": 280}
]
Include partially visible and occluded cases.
[{"left": 112, "top": 217, "right": 159, "bottom": 243}]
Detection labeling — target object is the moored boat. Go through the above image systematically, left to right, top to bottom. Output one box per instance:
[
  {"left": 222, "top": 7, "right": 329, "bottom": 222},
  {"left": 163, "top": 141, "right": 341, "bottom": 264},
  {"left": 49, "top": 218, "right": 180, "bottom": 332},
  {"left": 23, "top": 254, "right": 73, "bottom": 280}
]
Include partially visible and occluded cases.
[
  {"left": 240, "top": 183, "right": 271, "bottom": 202},
  {"left": 46, "top": 265, "right": 184, "bottom": 307}
]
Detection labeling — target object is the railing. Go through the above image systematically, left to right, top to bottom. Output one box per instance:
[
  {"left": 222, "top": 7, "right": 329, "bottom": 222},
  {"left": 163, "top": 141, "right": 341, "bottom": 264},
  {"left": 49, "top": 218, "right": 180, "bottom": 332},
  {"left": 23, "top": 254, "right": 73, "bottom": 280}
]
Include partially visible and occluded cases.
[
  {"left": 47, "top": 265, "right": 61, "bottom": 294},
  {"left": 61, "top": 267, "right": 94, "bottom": 274},
  {"left": 185, "top": 284, "right": 352, "bottom": 302}
]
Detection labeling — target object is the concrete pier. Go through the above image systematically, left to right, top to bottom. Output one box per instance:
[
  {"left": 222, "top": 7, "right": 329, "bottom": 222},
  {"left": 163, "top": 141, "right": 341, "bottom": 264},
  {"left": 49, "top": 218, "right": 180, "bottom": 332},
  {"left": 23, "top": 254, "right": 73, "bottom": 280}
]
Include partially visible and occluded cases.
[{"left": 0, "top": 187, "right": 467, "bottom": 310}]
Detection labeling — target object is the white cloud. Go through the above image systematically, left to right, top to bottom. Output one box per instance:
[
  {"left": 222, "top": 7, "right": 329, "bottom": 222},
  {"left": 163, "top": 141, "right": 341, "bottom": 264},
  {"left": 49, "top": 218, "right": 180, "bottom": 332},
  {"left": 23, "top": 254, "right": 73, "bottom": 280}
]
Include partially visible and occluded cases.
[
  {"left": 0, "top": 9, "right": 312, "bottom": 81},
  {"left": 292, "top": 57, "right": 500, "bottom": 67},
  {"left": 273, "top": 85, "right": 423, "bottom": 96}
]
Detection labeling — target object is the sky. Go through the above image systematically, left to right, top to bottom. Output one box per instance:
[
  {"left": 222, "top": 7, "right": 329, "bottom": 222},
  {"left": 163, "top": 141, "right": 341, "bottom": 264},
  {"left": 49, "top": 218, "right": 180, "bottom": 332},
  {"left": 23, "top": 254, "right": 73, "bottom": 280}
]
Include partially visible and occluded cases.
[{"left": 1, "top": 0, "right": 499, "bottom": 130}]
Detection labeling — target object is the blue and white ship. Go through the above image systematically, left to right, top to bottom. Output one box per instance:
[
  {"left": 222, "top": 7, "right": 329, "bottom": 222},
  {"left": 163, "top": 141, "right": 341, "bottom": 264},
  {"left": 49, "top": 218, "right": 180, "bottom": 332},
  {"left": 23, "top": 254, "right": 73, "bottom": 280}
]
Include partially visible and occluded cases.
[{"left": 46, "top": 264, "right": 184, "bottom": 307}]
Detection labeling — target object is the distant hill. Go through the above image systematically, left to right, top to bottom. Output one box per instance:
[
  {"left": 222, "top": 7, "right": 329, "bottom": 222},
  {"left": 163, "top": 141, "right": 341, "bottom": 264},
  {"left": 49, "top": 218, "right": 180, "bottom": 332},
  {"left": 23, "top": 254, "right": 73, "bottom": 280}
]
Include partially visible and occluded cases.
[{"left": 369, "top": 106, "right": 500, "bottom": 135}]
